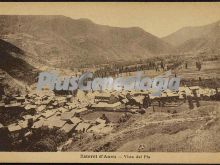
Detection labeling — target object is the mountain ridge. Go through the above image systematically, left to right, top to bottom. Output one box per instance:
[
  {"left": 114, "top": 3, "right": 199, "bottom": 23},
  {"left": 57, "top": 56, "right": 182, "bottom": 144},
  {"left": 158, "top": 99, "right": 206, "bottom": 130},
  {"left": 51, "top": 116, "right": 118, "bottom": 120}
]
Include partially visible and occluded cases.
[
  {"left": 0, "top": 15, "right": 173, "bottom": 68},
  {"left": 162, "top": 20, "right": 220, "bottom": 54}
]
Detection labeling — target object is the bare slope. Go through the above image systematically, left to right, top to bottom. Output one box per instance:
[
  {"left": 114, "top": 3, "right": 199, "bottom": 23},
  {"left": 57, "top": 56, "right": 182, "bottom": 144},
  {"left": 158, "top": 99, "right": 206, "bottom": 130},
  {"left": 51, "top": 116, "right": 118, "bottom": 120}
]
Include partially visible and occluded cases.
[
  {"left": 0, "top": 15, "right": 173, "bottom": 68},
  {"left": 163, "top": 20, "right": 220, "bottom": 54},
  {"left": 0, "top": 39, "right": 38, "bottom": 85},
  {"left": 66, "top": 101, "right": 220, "bottom": 152}
]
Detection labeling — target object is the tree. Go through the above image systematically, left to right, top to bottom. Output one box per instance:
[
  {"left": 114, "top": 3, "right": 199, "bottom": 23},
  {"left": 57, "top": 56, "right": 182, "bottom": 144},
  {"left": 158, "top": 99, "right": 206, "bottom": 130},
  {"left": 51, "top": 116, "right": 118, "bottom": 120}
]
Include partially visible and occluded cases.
[
  {"left": 185, "top": 62, "right": 188, "bottom": 69},
  {"left": 196, "top": 62, "right": 202, "bottom": 71},
  {"left": 0, "top": 84, "right": 5, "bottom": 98},
  {"left": 187, "top": 96, "right": 194, "bottom": 109},
  {"left": 26, "top": 126, "right": 68, "bottom": 152},
  {"left": 0, "top": 128, "right": 12, "bottom": 151},
  {"left": 31, "top": 138, "right": 57, "bottom": 152}
]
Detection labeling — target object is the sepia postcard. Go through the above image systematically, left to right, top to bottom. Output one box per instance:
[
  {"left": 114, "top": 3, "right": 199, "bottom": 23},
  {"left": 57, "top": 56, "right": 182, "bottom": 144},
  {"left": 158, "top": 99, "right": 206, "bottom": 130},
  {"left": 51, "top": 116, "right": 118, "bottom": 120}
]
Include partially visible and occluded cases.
[{"left": 0, "top": 2, "right": 220, "bottom": 163}]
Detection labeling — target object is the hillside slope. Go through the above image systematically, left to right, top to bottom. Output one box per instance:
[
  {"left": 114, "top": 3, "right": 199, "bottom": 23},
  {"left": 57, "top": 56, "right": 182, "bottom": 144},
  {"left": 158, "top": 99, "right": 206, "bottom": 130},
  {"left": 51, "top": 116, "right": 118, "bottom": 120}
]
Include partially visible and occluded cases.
[
  {"left": 0, "top": 15, "right": 173, "bottom": 68},
  {"left": 163, "top": 20, "right": 220, "bottom": 54},
  {"left": 0, "top": 39, "right": 38, "bottom": 85},
  {"left": 66, "top": 101, "right": 220, "bottom": 152}
]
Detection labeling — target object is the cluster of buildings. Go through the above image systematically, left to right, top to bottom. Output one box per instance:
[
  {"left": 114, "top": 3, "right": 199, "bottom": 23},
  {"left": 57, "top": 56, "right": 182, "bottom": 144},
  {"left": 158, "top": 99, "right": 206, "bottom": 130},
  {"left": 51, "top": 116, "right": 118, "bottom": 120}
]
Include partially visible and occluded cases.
[
  {"left": 0, "top": 84, "right": 219, "bottom": 146},
  {"left": 0, "top": 90, "right": 115, "bottom": 143}
]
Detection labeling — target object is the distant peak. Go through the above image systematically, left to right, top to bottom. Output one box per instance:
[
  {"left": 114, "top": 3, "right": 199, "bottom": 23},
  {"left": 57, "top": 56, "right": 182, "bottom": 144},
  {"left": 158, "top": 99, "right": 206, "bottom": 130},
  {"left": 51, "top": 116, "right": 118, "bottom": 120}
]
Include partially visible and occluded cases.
[
  {"left": 77, "top": 18, "right": 94, "bottom": 23},
  {"left": 214, "top": 20, "right": 220, "bottom": 26},
  {"left": 129, "top": 26, "right": 143, "bottom": 31}
]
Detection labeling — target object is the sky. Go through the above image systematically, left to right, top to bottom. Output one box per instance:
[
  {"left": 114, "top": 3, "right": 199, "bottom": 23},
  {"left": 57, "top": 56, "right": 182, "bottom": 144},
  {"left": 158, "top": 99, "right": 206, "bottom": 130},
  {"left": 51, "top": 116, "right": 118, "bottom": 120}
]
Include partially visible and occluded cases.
[{"left": 0, "top": 2, "right": 220, "bottom": 37}]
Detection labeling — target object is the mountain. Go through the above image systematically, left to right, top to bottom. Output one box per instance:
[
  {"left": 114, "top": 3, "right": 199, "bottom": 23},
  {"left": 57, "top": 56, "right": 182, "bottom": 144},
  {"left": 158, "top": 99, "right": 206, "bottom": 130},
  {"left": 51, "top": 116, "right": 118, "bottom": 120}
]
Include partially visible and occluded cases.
[
  {"left": 0, "top": 15, "right": 173, "bottom": 68},
  {"left": 162, "top": 20, "right": 220, "bottom": 53},
  {"left": 0, "top": 39, "right": 38, "bottom": 85}
]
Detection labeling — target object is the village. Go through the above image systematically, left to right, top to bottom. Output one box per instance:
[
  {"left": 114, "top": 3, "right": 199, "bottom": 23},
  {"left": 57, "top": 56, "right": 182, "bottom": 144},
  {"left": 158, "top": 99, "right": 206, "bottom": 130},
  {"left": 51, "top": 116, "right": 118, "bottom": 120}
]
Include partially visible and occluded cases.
[
  {"left": 0, "top": 52, "right": 220, "bottom": 151},
  {"left": 0, "top": 73, "right": 219, "bottom": 151}
]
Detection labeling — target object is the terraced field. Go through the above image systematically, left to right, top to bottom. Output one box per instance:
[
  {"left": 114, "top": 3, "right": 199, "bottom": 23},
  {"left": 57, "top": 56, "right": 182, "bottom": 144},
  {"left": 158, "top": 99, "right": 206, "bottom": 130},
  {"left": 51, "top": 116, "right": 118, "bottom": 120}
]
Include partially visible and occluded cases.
[{"left": 66, "top": 101, "right": 220, "bottom": 152}]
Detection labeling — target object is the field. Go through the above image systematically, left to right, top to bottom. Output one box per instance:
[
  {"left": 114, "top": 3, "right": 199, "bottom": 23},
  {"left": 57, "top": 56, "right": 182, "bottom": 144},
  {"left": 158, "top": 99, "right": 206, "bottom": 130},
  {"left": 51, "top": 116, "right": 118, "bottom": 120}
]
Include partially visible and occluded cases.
[
  {"left": 0, "top": 12, "right": 220, "bottom": 156},
  {"left": 58, "top": 55, "right": 220, "bottom": 152},
  {"left": 66, "top": 101, "right": 220, "bottom": 152},
  {"left": 82, "top": 111, "right": 126, "bottom": 123}
]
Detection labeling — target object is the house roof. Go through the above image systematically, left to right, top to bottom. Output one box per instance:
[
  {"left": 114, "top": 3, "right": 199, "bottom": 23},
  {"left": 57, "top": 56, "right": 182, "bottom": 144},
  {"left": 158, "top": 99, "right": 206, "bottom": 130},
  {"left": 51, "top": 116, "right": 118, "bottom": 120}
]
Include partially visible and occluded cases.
[
  {"left": 189, "top": 86, "right": 201, "bottom": 90},
  {"left": 178, "top": 87, "right": 187, "bottom": 92},
  {"left": 185, "top": 87, "right": 193, "bottom": 96},
  {"left": 76, "top": 90, "right": 86, "bottom": 101},
  {"left": 95, "top": 92, "right": 112, "bottom": 99},
  {"left": 161, "top": 92, "right": 167, "bottom": 97},
  {"left": 167, "top": 92, "right": 179, "bottom": 97},
  {"left": 66, "top": 95, "right": 73, "bottom": 99},
  {"left": 149, "top": 95, "right": 159, "bottom": 99},
  {"left": 15, "top": 96, "right": 25, "bottom": 100},
  {"left": 56, "top": 96, "right": 66, "bottom": 101},
  {"left": 132, "top": 96, "right": 144, "bottom": 103},
  {"left": 121, "top": 98, "right": 129, "bottom": 103},
  {"left": 42, "top": 99, "right": 52, "bottom": 105},
  {"left": 92, "top": 102, "right": 121, "bottom": 108},
  {"left": 0, "top": 103, "right": 5, "bottom": 108},
  {"left": 5, "top": 103, "right": 22, "bottom": 108},
  {"left": 66, "top": 103, "right": 77, "bottom": 109},
  {"left": 25, "top": 104, "right": 37, "bottom": 110},
  {"left": 36, "top": 105, "right": 46, "bottom": 112},
  {"left": 58, "top": 107, "right": 69, "bottom": 113},
  {"left": 75, "top": 108, "right": 87, "bottom": 113},
  {"left": 41, "top": 110, "right": 57, "bottom": 119},
  {"left": 61, "top": 111, "right": 76, "bottom": 121},
  {"left": 33, "top": 114, "right": 42, "bottom": 121},
  {"left": 22, "top": 115, "right": 33, "bottom": 120},
  {"left": 44, "top": 117, "right": 66, "bottom": 128},
  {"left": 70, "top": 117, "right": 82, "bottom": 125},
  {"left": 96, "top": 118, "right": 106, "bottom": 125},
  {"left": 32, "top": 119, "right": 44, "bottom": 129},
  {"left": 18, "top": 120, "right": 29, "bottom": 129},
  {"left": 75, "top": 122, "right": 91, "bottom": 131},
  {"left": 61, "top": 123, "right": 76, "bottom": 133},
  {"left": 8, "top": 124, "right": 22, "bottom": 132},
  {"left": 88, "top": 124, "right": 113, "bottom": 134},
  {"left": 88, "top": 124, "right": 106, "bottom": 133},
  {"left": 100, "top": 126, "right": 114, "bottom": 134}
]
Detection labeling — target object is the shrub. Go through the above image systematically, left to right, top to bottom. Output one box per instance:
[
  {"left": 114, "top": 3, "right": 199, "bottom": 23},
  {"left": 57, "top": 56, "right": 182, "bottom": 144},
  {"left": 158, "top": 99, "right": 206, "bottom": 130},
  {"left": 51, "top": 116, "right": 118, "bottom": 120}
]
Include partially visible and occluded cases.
[
  {"left": 26, "top": 126, "right": 68, "bottom": 152},
  {"left": 31, "top": 138, "right": 57, "bottom": 152}
]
